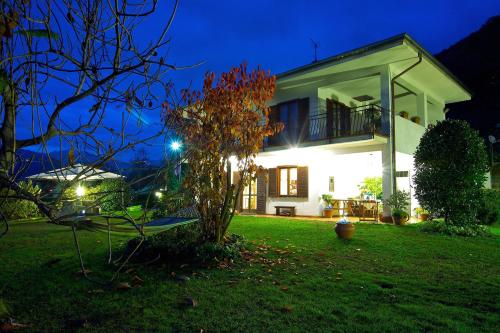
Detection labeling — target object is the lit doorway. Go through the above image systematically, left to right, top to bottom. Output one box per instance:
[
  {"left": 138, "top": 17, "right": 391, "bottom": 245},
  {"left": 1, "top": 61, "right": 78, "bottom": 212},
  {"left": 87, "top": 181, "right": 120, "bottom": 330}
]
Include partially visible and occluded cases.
[{"left": 242, "top": 180, "right": 257, "bottom": 212}]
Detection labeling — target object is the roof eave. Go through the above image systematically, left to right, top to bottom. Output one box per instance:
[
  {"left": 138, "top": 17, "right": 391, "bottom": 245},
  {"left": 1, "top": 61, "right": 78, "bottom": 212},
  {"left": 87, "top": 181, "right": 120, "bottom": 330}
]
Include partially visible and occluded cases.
[{"left": 275, "top": 33, "right": 472, "bottom": 99}]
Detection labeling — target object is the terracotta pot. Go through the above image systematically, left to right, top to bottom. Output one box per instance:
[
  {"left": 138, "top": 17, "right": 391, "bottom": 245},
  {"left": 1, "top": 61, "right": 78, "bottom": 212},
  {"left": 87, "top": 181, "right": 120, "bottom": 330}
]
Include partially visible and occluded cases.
[
  {"left": 323, "top": 208, "right": 334, "bottom": 218},
  {"left": 418, "top": 213, "right": 429, "bottom": 222},
  {"left": 379, "top": 214, "right": 393, "bottom": 223},
  {"left": 392, "top": 215, "right": 409, "bottom": 225},
  {"left": 335, "top": 223, "right": 355, "bottom": 240}
]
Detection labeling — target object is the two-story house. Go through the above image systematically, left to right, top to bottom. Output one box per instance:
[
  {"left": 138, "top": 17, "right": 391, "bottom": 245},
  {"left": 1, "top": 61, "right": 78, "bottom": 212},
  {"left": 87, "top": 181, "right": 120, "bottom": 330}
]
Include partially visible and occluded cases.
[{"left": 232, "top": 33, "right": 470, "bottom": 218}]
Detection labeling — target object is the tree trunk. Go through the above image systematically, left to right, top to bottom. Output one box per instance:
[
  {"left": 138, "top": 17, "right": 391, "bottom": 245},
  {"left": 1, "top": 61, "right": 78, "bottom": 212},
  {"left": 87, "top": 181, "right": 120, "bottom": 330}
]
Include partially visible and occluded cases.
[{"left": 0, "top": 84, "right": 17, "bottom": 176}]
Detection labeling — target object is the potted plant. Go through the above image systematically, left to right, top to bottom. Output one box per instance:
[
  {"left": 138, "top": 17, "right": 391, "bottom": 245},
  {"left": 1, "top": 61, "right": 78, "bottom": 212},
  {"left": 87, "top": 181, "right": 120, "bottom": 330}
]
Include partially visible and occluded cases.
[
  {"left": 399, "top": 111, "right": 409, "bottom": 119},
  {"left": 411, "top": 116, "right": 421, "bottom": 125},
  {"left": 383, "top": 190, "right": 410, "bottom": 225},
  {"left": 321, "top": 194, "right": 335, "bottom": 218},
  {"left": 414, "top": 207, "right": 430, "bottom": 221},
  {"left": 335, "top": 217, "right": 355, "bottom": 240}
]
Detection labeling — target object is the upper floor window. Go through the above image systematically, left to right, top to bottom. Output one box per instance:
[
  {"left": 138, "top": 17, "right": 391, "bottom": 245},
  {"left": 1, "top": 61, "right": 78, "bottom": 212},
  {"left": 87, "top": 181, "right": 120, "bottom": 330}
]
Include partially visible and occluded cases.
[
  {"left": 269, "top": 98, "right": 309, "bottom": 145},
  {"left": 279, "top": 101, "right": 299, "bottom": 133}
]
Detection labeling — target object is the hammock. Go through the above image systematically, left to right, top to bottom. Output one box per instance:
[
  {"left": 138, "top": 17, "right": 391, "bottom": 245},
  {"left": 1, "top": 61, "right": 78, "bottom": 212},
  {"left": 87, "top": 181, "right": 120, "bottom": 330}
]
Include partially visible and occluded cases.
[
  {"left": 58, "top": 205, "right": 200, "bottom": 234},
  {"left": 57, "top": 206, "right": 200, "bottom": 284}
]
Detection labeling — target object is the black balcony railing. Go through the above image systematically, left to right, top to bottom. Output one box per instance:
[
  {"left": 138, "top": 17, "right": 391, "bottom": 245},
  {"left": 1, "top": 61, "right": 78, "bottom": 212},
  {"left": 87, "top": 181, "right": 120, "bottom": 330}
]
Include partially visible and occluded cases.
[{"left": 264, "top": 104, "right": 385, "bottom": 148}]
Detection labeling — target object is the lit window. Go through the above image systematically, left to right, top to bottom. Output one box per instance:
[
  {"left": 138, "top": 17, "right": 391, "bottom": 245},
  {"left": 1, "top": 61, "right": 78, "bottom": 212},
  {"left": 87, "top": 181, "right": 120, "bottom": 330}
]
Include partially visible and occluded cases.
[{"left": 279, "top": 167, "right": 298, "bottom": 196}]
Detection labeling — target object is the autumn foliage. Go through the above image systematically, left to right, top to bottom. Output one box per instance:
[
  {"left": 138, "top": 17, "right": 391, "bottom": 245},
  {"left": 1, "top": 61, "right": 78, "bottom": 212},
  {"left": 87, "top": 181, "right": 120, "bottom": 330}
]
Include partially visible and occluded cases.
[{"left": 164, "top": 64, "right": 281, "bottom": 243}]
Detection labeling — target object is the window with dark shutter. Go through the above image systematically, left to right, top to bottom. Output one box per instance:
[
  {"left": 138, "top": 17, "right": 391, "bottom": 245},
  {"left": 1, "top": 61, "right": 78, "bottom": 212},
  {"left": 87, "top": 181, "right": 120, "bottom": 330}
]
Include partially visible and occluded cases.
[
  {"left": 270, "top": 166, "right": 308, "bottom": 198},
  {"left": 278, "top": 166, "right": 298, "bottom": 196}
]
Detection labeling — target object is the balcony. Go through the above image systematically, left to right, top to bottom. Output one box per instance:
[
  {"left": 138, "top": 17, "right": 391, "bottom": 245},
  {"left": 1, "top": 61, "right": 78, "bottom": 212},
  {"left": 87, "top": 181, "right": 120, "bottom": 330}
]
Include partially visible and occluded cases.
[{"left": 264, "top": 104, "right": 387, "bottom": 149}]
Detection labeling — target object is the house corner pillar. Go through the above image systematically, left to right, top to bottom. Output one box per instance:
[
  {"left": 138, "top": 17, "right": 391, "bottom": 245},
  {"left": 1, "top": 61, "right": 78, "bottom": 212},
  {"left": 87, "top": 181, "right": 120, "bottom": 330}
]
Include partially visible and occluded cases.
[{"left": 416, "top": 92, "right": 428, "bottom": 127}]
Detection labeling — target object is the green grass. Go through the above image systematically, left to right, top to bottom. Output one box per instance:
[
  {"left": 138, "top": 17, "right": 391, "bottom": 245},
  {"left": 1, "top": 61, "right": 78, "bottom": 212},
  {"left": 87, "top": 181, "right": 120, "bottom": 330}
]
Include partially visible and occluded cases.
[{"left": 1, "top": 217, "right": 499, "bottom": 332}]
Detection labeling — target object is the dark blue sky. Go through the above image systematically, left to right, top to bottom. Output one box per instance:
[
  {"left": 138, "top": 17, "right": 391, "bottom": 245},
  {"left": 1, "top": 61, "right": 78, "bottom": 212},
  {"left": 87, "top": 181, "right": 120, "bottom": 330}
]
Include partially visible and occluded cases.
[
  {"left": 20, "top": 0, "right": 500, "bottom": 161},
  {"left": 162, "top": 0, "right": 500, "bottom": 90}
]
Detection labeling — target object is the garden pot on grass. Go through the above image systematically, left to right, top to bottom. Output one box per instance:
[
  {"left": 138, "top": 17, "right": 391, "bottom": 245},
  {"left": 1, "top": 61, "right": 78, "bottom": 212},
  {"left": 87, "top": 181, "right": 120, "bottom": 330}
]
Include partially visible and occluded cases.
[
  {"left": 323, "top": 208, "right": 334, "bottom": 218},
  {"left": 335, "top": 222, "right": 355, "bottom": 240}
]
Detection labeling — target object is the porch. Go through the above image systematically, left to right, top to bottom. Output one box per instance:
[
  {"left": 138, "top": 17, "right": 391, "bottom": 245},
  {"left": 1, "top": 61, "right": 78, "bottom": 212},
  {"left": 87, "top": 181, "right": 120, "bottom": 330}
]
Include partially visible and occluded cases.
[{"left": 235, "top": 144, "right": 391, "bottom": 217}]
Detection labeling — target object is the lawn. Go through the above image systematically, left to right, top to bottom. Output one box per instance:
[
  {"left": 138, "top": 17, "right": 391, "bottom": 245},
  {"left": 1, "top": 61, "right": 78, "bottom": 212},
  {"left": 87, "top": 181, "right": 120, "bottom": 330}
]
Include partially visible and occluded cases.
[{"left": 0, "top": 216, "right": 499, "bottom": 332}]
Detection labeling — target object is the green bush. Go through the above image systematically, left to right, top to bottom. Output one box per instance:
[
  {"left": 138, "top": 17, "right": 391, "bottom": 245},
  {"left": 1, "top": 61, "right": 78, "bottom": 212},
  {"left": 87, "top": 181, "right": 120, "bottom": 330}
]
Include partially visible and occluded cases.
[
  {"left": 414, "top": 120, "right": 489, "bottom": 226},
  {"left": 359, "top": 177, "right": 383, "bottom": 199},
  {"left": 86, "top": 178, "right": 130, "bottom": 212},
  {"left": 0, "top": 180, "right": 42, "bottom": 220},
  {"left": 477, "top": 189, "right": 500, "bottom": 225},
  {"left": 152, "top": 191, "right": 191, "bottom": 219},
  {"left": 420, "top": 219, "right": 490, "bottom": 237},
  {"left": 126, "top": 222, "right": 203, "bottom": 263},
  {"left": 125, "top": 223, "right": 245, "bottom": 266},
  {"left": 196, "top": 234, "right": 246, "bottom": 263}
]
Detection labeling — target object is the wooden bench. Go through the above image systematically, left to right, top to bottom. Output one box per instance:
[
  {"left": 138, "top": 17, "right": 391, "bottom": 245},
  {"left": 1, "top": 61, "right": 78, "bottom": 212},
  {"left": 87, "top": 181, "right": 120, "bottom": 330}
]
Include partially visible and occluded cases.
[{"left": 274, "top": 206, "right": 296, "bottom": 217}]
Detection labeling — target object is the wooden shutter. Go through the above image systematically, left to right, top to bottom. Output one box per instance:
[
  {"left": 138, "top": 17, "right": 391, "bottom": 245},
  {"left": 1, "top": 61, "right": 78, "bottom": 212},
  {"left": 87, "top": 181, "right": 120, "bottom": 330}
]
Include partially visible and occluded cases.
[
  {"left": 298, "top": 98, "right": 310, "bottom": 142},
  {"left": 297, "top": 166, "right": 308, "bottom": 198},
  {"left": 268, "top": 168, "right": 278, "bottom": 197},
  {"left": 256, "top": 169, "right": 267, "bottom": 214},
  {"left": 232, "top": 171, "right": 242, "bottom": 212}
]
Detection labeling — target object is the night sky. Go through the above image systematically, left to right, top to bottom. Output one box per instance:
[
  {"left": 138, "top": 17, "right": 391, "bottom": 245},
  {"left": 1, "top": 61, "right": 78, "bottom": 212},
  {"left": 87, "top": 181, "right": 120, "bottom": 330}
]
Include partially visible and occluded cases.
[
  {"left": 19, "top": 0, "right": 500, "bottom": 161},
  {"left": 164, "top": 0, "right": 500, "bottom": 89}
]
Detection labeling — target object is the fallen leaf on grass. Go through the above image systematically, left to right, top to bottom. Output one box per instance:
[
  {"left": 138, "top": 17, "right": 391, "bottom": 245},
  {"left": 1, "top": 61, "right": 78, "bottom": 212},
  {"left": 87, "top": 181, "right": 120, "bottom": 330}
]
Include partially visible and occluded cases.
[
  {"left": 173, "top": 274, "right": 190, "bottom": 282},
  {"left": 132, "top": 275, "right": 144, "bottom": 286},
  {"left": 116, "top": 282, "right": 132, "bottom": 290},
  {"left": 280, "top": 286, "right": 289, "bottom": 291},
  {"left": 281, "top": 305, "right": 293, "bottom": 313},
  {"left": 0, "top": 321, "right": 31, "bottom": 331}
]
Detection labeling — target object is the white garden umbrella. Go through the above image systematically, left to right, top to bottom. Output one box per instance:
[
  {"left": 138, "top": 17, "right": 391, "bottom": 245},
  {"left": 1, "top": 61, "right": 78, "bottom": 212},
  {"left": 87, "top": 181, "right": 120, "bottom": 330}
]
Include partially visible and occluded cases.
[{"left": 27, "top": 163, "right": 123, "bottom": 181}]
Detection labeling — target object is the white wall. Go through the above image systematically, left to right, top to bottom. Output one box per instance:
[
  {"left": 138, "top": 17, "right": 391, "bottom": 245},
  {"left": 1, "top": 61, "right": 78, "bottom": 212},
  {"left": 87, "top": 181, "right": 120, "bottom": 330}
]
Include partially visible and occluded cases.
[
  {"left": 427, "top": 103, "right": 446, "bottom": 125},
  {"left": 395, "top": 116, "right": 426, "bottom": 155},
  {"left": 247, "top": 147, "right": 382, "bottom": 216},
  {"left": 395, "top": 152, "right": 418, "bottom": 215}
]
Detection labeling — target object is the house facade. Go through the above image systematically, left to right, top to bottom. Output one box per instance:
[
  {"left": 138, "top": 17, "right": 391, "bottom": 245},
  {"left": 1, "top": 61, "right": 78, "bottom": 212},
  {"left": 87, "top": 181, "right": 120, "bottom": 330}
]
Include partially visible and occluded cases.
[{"left": 233, "top": 34, "right": 471, "bottom": 217}]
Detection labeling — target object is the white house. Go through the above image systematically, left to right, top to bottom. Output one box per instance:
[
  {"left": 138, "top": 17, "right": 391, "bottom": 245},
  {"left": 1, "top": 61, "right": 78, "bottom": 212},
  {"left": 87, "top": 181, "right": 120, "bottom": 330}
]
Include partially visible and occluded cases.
[{"left": 232, "top": 34, "right": 471, "bottom": 218}]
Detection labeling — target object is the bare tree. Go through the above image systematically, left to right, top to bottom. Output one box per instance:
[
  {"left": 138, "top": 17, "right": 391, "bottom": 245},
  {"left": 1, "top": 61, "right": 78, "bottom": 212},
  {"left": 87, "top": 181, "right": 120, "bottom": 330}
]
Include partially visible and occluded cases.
[{"left": 0, "top": 0, "right": 186, "bottom": 232}]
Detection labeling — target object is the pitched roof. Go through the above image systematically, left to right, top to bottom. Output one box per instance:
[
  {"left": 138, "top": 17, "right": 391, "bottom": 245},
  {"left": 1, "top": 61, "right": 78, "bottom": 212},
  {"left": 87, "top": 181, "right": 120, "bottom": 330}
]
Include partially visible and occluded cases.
[{"left": 276, "top": 33, "right": 471, "bottom": 95}]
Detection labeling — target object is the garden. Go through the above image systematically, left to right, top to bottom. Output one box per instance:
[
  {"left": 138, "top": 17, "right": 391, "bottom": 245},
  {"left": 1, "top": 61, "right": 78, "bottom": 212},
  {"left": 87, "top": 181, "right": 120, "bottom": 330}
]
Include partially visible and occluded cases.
[
  {"left": 1, "top": 2, "right": 500, "bottom": 332},
  {"left": 0, "top": 216, "right": 499, "bottom": 332}
]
